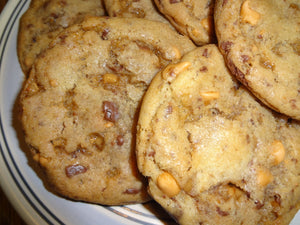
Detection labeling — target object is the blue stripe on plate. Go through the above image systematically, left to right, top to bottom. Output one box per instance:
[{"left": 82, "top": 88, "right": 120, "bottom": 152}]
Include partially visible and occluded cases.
[
  {"left": 0, "top": 1, "right": 164, "bottom": 225},
  {"left": 0, "top": 1, "right": 64, "bottom": 224}
]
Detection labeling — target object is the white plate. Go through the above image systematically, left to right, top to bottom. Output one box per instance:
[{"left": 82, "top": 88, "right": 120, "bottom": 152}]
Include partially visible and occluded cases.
[
  {"left": 0, "top": 1, "right": 299, "bottom": 225},
  {"left": 0, "top": 1, "right": 174, "bottom": 225}
]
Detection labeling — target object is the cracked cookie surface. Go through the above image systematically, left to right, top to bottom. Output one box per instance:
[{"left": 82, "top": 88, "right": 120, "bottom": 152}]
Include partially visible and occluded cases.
[
  {"left": 17, "top": 0, "right": 106, "bottom": 76},
  {"left": 215, "top": 0, "right": 300, "bottom": 120},
  {"left": 19, "top": 16, "right": 195, "bottom": 205},
  {"left": 136, "top": 45, "right": 300, "bottom": 224}
]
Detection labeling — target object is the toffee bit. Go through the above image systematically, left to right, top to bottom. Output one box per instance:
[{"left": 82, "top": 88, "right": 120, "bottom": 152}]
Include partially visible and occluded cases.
[
  {"left": 88, "top": 133, "right": 105, "bottom": 151},
  {"left": 51, "top": 137, "right": 67, "bottom": 151},
  {"left": 107, "top": 167, "right": 120, "bottom": 178}
]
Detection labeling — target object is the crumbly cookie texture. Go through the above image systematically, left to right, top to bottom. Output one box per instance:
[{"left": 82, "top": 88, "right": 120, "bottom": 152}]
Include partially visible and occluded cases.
[
  {"left": 17, "top": 0, "right": 105, "bottom": 76},
  {"left": 103, "top": 0, "right": 173, "bottom": 28},
  {"left": 153, "top": 0, "right": 215, "bottom": 45},
  {"left": 215, "top": 0, "right": 300, "bottom": 120},
  {"left": 20, "top": 16, "right": 195, "bottom": 205},
  {"left": 137, "top": 45, "right": 300, "bottom": 224}
]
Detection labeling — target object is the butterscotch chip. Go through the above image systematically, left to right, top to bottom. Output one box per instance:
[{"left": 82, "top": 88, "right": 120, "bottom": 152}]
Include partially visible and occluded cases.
[
  {"left": 17, "top": 0, "right": 106, "bottom": 76},
  {"left": 153, "top": 0, "right": 216, "bottom": 45},
  {"left": 215, "top": 0, "right": 300, "bottom": 120},
  {"left": 240, "top": 0, "right": 261, "bottom": 25},
  {"left": 20, "top": 16, "right": 195, "bottom": 205},
  {"left": 136, "top": 45, "right": 300, "bottom": 224},
  {"left": 270, "top": 140, "right": 286, "bottom": 165},
  {"left": 257, "top": 169, "right": 273, "bottom": 187},
  {"left": 157, "top": 172, "right": 181, "bottom": 197}
]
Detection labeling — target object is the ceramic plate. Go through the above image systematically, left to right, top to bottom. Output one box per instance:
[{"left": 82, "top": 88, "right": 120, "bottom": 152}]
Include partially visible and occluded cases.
[
  {"left": 0, "top": 1, "right": 299, "bottom": 225},
  {"left": 0, "top": 1, "right": 175, "bottom": 224}
]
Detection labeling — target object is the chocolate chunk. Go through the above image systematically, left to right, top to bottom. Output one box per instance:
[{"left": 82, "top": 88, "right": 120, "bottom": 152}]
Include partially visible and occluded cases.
[
  {"left": 170, "top": 0, "right": 182, "bottom": 3},
  {"left": 222, "top": 0, "right": 228, "bottom": 7},
  {"left": 101, "top": 28, "right": 110, "bottom": 40},
  {"left": 220, "top": 41, "right": 233, "bottom": 54},
  {"left": 202, "top": 48, "right": 209, "bottom": 58},
  {"left": 241, "top": 55, "right": 250, "bottom": 63},
  {"left": 226, "top": 58, "right": 249, "bottom": 86},
  {"left": 200, "top": 66, "right": 208, "bottom": 72},
  {"left": 103, "top": 101, "right": 120, "bottom": 122},
  {"left": 116, "top": 135, "right": 124, "bottom": 146},
  {"left": 65, "top": 164, "right": 88, "bottom": 177},
  {"left": 124, "top": 188, "right": 140, "bottom": 194},
  {"left": 274, "top": 194, "right": 281, "bottom": 206},
  {"left": 255, "top": 200, "right": 264, "bottom": 209},
  {"left": 216, "top": 207, "right": 229, "bottom": 216}
]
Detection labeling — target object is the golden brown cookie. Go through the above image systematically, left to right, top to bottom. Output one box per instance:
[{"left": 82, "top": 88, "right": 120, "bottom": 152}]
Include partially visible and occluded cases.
[
  {"left": 17, "top": 0, "right": 106, "bottom": 76},
  {"left": 103, "top": 0, "right": 173, "bottom": 28},
  {"left": 153, "top": 0, "right": 215, "bottom": 45},
  {"left": 215, "top": 0, "right": 300, "bottom": 120},
  {"left": 20, "top": 16, "right": 195, "bottom": 205},
  {"left": 137, "top": 45, "right": 300, "bottom": 224}
]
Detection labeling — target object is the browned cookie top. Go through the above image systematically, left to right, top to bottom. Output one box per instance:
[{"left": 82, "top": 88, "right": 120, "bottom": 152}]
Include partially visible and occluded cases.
[
  {"left": 17, "top": 0, "right": 106, "bottom": 76},
  {"left": 103, "top": 0, "right": 173, "bottom": 28},
  {"left": 154, "top": 0, "right": 215, "bottom": 45},
  {"left": 215, "top": 0, "right": 300, "bottom": 120},
  {"left": 20, "top": 16, "right": 195, "bottom": 205},
  {"left": 137, "top": 45, "right": 300, "bottom": 224}
]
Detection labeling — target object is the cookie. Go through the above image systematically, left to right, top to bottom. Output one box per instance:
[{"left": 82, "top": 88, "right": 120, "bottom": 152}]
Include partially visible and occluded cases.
[
  {"left": 17, "top": 0, "right": 106, "bottom": 76},
  {"left": 103, "top": 0, "right": 173, "bottom": 28},
  {"left": 153, "top": 0, "right": 215, "bottom": 45},
  {"left": 214, "top": 0, "right": 300, "bottom": 120},
  {"left": 19, "top": 16, "right": 195, "bottom": 205},
  {"left": 136, "top": 45, "right": 300, "bottom": 224}
]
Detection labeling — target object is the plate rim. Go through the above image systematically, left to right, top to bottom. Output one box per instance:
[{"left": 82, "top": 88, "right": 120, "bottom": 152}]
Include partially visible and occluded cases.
[
  {"left": 0, "top": 1, "right": 64, "bottom": 224},
  {"left": 0, "top": 2, "right": 168, "bottom": 225}
]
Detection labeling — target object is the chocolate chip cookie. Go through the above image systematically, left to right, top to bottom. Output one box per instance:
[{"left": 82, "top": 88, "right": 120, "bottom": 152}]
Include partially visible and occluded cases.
[
  {"left": 17, "top": 0, "right": 106, "bottom": 76},
  {"left": 153, "top": 0, "right": 215, "bottom": 45},
  {"left": 215, "top": 0, "right": 300, "bottom": 120},
  {"left": 20, "top": 16, "right": 195, "bottom": 205},
  {"left": 136, "top": 45, "right": 300, "bottom": 224}
]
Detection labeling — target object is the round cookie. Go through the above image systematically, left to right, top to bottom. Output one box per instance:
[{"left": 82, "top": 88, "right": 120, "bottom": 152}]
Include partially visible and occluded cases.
[
  {"left": 17, "top": 0, "right": 106, "bottom": 76},
  {"left": 103, "top": 0, "right": 173, "bottom": 28},
  {"left": 153, "top": 0, "right": 215, "bottom": 45},
  {"left": 214, "top": 0, "right": 300, "bottom": 120},
  {"left": 19, "top": 17, "right": 195, "bottom": 205},
  {"left": 137, "top": 45, "right": 300, "bottom": 224}
]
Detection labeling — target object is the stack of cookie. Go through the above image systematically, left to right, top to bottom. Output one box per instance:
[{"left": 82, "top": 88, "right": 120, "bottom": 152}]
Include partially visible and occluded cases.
[{"left": 17, "top": 0, "right": 300, "bottom": 224}]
